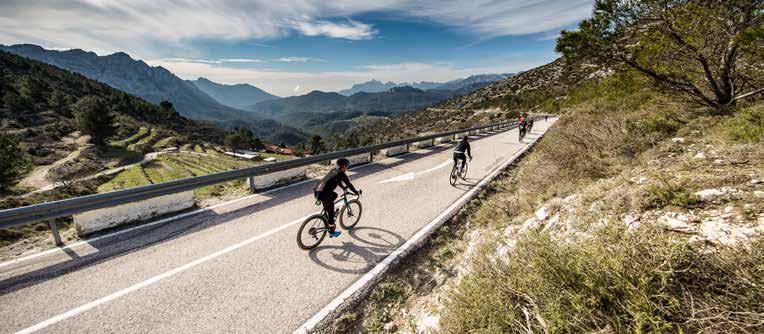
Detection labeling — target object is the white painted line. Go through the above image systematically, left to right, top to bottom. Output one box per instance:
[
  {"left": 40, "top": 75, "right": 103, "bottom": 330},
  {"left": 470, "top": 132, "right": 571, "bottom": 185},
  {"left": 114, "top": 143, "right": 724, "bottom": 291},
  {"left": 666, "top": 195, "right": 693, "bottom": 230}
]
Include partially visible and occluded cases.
[
  {"left": 0, "top": 125, "right": 515, "bottom": 269},
  {"left": 294, "top": 127, "right": 548, "bottom": 334},
  {"left": 9, "top": 141, "right": 486, "bottom": 332},
  {"left": 0, "top": 151, "right": 418, "bottom": 269},
  {"left": 378, "top": 159, "right": 452, "bottom": 184},
  {"left": 12, "top": 212, "right": 314, "bottom": 334}
]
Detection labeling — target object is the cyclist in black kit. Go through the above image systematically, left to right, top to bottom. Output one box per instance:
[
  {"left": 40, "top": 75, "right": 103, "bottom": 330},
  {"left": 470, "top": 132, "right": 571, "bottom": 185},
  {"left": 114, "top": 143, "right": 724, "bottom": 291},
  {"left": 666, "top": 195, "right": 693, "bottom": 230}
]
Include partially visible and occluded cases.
[
  {"left": 453, "top": 136, "right": 472, "bottom": 173},
  {"left": 313, "top": 158, "right": 361, "bottom": 238}
]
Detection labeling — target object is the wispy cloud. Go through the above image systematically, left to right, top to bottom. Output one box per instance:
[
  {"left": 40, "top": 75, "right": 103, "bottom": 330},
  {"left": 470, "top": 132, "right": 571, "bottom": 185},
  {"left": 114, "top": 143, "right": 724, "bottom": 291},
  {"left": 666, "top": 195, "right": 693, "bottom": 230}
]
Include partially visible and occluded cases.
[
  {"left": 289, "top": 19, "right": 376, "bottom": 40},
  {"left": 275, "top": 57, "right": 326, "bottom": 63},
  {"left": 160, "top": 58, "right": 222, "bottom": 64},
  {"left": 160, "top": 58, "right": 268, "bottom": 64},
  {"left": 219, "top": 58, "right": 266, "bottom": 63}
]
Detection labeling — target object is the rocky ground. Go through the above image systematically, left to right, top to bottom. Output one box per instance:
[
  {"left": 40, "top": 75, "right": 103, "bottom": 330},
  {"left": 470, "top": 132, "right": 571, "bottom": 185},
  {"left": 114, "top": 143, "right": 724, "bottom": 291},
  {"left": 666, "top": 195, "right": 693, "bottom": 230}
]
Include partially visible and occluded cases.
[{"left": 323, "top": 105, "right": 763, "bottom": 333}]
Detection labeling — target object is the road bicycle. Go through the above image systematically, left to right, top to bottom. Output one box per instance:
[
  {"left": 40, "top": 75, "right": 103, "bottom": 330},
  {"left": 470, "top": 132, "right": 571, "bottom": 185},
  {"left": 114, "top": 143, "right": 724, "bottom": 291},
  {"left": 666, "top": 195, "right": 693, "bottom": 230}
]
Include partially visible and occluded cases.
[
  {"left": 449, "top": 158, "right": 469, "bottom": 186},
  {"left": 297, "top": 191, "right": 363, "bottom": 250}
]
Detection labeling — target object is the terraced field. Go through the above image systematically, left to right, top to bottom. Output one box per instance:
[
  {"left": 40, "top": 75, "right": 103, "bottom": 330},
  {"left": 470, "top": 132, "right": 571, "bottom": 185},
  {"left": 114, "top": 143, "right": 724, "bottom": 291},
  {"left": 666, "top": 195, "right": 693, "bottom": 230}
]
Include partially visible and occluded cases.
[
  {"left": 111, "top": 127, "right": 149, "bottom": 148},
  {"left": 97, "top": 152, "right": 259, "bottom": 197}
]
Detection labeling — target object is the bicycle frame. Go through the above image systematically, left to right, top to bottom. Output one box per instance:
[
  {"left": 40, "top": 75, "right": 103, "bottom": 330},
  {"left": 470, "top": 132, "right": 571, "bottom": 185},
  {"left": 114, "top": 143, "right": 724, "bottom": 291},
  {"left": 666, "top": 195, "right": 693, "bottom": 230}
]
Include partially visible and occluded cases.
[{"left": 318, "top": 191, "right": 359, "bottom": 218}]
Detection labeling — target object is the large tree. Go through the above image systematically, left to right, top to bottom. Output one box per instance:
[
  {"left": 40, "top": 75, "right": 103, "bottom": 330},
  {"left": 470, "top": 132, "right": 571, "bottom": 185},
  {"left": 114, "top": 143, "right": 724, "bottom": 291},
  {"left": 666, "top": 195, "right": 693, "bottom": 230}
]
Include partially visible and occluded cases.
[
  {"left": 556, "top": 0, "right": 763, "bottom": 112},
  {"left": 73, "top": 96, "right": 115, "bottom": 146},
  {"left": 225, "top": 132, "right": 246, "bottom": 154},
  {"left": 0, "top": 133, "right": 30, "bottom": 190},
  {"left": 309, "top": 135, "right": 326, "bottom": 154}
]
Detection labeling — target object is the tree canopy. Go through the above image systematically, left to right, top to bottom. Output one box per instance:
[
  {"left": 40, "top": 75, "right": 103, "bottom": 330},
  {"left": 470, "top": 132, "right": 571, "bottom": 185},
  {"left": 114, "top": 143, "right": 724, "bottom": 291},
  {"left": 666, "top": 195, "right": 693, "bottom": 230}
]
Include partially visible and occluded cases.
[
  {"left": 557, "top": 0, "right": 763, "bottom": 112},
  {"left": 73, "top": 96, "right": 115, "bottom": 146},
  {"left": 0, "top": 133, "right": 30, "bottom": 190}
]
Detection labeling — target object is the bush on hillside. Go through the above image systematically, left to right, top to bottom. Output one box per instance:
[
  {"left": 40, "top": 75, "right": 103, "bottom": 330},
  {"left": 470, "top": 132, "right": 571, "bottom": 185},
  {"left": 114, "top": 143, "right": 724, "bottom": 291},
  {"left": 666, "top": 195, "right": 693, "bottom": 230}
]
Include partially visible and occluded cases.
[
  {"left": 515, "top": 73, "right": 682, "bottom": 200},
  {"left": 722, "top": 104, "right": 764, "bottom": 143},
  {"left": 0, "top": 133, "right": 31, "bottom": 190},
  {"left": 442, "top": 225, "right": 764, "bottom": 333}
]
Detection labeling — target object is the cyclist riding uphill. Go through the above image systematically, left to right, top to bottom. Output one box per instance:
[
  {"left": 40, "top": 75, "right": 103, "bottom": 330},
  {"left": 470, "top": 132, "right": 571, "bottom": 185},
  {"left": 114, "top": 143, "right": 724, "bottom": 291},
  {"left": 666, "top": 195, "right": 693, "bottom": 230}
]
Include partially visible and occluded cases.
[
  {"left": 519, "top": 114, "right": 527, "bottom": 131},
  {"left": 453, "top": 136, "right": 472, "bottom": 173},
  {"left": 313, "top": 158, "right": 361, "bottom": 238}
]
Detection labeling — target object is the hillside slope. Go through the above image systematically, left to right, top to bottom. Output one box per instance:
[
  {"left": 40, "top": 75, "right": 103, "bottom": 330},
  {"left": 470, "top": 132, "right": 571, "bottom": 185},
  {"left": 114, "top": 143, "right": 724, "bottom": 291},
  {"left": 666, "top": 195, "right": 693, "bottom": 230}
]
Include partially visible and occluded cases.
[
  {"left": 0, "top": 44, "right": 256, "bottom": 122},
  {"left": 0, "top": 50, "right": 226, "bottom": 187},
  {"left": 343, "top": 58, "right": 598, "bottom": 144},
  {"left": 330, "top": 63, "right": 763, "bottom": 334},
  {"left": 191, "top": 77, "right": 279, "bottom": 109}
]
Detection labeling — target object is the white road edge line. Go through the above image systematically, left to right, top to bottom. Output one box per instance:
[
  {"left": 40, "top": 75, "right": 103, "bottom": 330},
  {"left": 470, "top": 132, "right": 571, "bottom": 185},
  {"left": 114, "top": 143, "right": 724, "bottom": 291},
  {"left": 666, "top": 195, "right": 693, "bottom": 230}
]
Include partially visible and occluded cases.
[
  {"left": 293, "top": 122, "right": 549, "bottom": 334},
  {"left": 6, "top": 123, "right": 525, "bottom": 334},
  {"left": 12, "top": 213, "right": 314, "bottom": 334}
]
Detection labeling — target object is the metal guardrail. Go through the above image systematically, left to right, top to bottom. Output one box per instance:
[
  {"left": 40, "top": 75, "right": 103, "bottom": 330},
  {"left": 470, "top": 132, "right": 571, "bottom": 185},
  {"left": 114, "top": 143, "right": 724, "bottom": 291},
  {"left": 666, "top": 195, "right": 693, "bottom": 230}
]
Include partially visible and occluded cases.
[{"left": 0, "top": 120, "right": 522, "bottom": 230}]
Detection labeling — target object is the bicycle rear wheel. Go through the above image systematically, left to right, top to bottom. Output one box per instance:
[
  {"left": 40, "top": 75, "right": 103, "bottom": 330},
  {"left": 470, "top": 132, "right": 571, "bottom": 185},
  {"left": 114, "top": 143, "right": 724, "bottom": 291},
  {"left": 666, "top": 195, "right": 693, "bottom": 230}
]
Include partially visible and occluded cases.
[
  {"left": 449, "top": 165, "right": 458, "bottom": 186},
  {"left": 338, "top": 199, "right": 363, "bottom": 229},
  {"left": 297, "top": 214, "right": 328, "bottom": 250}
]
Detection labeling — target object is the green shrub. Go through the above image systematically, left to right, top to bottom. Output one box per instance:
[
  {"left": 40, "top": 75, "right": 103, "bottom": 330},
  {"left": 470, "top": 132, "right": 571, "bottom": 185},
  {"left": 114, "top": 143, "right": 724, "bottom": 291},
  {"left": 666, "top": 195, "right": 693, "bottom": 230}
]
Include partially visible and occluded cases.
[
  {"left": 723, "top": 105, "right": 764, "bottom": 143},
  {"left": 0, "top": 132, "right": 31, "bottom": 190},
  {"left": 644, "top": 183, "right": 697, "bottom": 209},
  {"left": 442, "top": 226, "right": 764, "bottom": 333}
]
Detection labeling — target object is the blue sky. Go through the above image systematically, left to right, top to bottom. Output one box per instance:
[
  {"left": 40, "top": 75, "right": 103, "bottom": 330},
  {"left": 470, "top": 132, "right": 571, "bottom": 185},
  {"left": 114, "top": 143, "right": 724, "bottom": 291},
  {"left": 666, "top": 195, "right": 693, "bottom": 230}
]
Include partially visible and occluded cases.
[{"left": 0, "top": 1, "right": 594, "bottom": 96}]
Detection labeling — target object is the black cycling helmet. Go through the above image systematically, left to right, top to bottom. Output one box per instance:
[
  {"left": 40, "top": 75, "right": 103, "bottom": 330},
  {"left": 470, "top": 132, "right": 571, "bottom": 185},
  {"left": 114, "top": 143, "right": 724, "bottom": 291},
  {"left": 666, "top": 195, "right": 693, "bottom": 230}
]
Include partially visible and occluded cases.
[{"left": 337, "top": 158, "right": 350, "bottom": 167}]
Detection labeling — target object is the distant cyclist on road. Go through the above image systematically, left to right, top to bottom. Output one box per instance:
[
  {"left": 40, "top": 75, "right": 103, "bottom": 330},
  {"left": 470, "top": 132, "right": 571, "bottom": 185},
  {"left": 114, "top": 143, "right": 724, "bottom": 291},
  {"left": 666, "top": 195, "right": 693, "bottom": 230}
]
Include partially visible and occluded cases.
[
  {"left": 518, "top": 115, "right": 528, "bottom": 139},
  {"left": 528, "top": 117, "right": 535, "bottom": 132},
  {"left": 453, "top": 136, "right": 472, "bottom": 173},
  {"left": 313, "top": 158, "right": 361, "bottom": 238}
]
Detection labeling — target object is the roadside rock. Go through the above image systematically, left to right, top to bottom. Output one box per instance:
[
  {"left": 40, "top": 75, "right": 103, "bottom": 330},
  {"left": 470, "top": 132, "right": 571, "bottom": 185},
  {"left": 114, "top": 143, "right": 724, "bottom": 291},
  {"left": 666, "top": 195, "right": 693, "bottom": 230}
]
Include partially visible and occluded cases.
[
  {"left": 694, "top": 187, "right": 737, "bottom": 202},
  {"left": 658, "top": 212, "right": 697, "bottom": 234},
  {"left": 416, "top": 314, "right": 440, "bottom": 333}
]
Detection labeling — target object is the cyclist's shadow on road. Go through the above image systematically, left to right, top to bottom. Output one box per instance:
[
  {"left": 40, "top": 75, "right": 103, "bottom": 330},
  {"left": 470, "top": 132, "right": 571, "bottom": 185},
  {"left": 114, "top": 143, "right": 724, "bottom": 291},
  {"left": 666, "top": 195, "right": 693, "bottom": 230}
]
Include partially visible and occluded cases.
[
  {"left": 451, "top": 177, "right": 479, "bottom": 190},
  {"left": 308, "top": 226, "right": 405, "bottom": 274}
]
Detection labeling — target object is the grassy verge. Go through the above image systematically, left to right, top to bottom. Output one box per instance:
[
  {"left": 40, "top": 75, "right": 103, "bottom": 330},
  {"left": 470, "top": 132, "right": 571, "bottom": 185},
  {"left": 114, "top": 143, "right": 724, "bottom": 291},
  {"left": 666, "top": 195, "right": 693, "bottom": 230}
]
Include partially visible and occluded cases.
[{"left": 442, "top": 226, "right": 764, "bottom": 333}]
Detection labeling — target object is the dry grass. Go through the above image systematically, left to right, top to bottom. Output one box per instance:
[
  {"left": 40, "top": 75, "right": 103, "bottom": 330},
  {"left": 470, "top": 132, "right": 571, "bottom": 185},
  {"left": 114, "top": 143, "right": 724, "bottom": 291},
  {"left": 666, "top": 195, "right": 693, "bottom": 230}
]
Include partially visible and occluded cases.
[{"left": 442, "top": 226, "right": 764, "bottom": 333}]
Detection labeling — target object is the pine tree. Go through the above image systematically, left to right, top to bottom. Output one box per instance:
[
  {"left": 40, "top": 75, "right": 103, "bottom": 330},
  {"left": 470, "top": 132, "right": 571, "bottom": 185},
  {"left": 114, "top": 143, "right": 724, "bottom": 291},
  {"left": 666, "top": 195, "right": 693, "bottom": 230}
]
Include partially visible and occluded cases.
[
  {"left": 73, "top": 96, "right": 115, "bottom": 146},
  {"left": 0, "top": 133, "right": 31, "bottom": 190}
]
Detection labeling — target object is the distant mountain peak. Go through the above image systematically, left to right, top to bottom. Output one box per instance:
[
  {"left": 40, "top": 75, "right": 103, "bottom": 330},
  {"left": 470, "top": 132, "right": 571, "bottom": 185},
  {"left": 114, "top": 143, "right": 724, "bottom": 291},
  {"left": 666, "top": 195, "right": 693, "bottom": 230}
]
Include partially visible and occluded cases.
[
  {"left": 190, "top": 77, "right": 279, "bottom": 109},
  {"left": 388, "top": 86, "right": 424, "bottom": 93}
]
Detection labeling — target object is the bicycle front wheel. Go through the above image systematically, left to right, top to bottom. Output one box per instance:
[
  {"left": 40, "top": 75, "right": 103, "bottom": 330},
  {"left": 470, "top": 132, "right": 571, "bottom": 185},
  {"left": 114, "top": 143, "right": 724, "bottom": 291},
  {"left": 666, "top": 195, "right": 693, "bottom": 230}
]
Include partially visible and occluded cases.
[
  {"left": 461, "top": 163, "right": 469, "bottom": 179},
  {"left": 339, "top": 199, "right": 363, "bottom": 229},
  {"left": 297, "top": 214, "right": 328, "bottom": 250}
]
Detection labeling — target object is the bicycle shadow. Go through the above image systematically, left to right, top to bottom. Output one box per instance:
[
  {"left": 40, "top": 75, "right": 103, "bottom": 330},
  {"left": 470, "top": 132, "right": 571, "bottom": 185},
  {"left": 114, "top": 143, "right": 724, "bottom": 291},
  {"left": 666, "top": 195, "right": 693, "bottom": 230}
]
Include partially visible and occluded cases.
[{"left": 308, "top": 226, "right": 405, "bottom": 274}]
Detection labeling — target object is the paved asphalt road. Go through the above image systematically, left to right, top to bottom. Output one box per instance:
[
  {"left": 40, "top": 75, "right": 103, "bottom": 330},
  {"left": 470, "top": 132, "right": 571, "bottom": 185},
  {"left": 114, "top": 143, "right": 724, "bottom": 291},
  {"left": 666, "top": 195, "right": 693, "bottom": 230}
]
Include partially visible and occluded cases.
[{"left": 0, "top": 119, "right": 556, "bottom": 334}]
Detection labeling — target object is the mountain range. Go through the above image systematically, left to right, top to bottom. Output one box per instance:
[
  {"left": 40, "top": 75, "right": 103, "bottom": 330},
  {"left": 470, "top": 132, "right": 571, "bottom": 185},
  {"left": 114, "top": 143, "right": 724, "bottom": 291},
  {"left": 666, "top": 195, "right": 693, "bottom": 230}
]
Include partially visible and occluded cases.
[
  {"left": 0, "top": 43, "right": 512, "bottom": 141},
  {"left": 0, "top": 44, "right": 308, "bottom": 144},
  {"left": 336, "top": 74, "right": 513, "bottom": 96},
  {"left": 190, "top": 77, "right": 279, "bottom": 110}
]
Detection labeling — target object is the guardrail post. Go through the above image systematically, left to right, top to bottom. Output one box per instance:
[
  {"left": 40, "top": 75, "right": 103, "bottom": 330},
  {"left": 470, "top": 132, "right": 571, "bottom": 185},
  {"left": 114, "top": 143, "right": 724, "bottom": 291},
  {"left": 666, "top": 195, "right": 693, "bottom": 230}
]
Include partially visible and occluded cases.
[
  {"left": 369, "top": 151, "right": 373, "bottom": 163},
  {"left": 248, "top": 176, "right": 256, "bottom": 193},
  {"left": 48, "top": 218, "right": 63, "bottom": 246}
]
